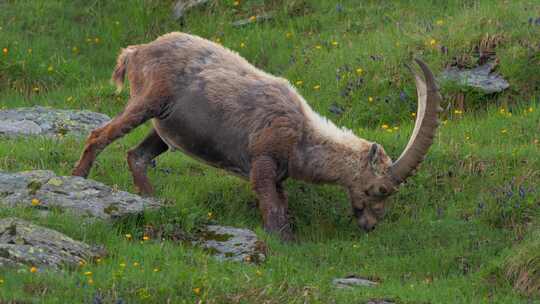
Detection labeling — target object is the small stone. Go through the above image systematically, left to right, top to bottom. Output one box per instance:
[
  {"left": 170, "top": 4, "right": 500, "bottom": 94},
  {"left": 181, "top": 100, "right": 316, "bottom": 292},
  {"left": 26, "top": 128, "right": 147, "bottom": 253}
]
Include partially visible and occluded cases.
[
  {"left": 172, "top": 0, "right": 210, "bottom": 20},
  {"left": 232, "top": 13, "right": 273, "bottom": 27},
  {"left": 329, "top": 103, "right": 345, "bottom": 115},
  {"left": 194, "top": 225, "right": 266, "bottom": 263},
  {"left": 333, "top": 275, "right": 378, "bottom": 288}
]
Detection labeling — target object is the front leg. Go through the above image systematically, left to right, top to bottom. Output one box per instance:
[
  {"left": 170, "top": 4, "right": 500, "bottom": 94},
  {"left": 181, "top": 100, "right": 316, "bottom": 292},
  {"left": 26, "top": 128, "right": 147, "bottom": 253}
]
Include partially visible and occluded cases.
[{"left": 250, "top": 156, "right": 293, "bottom": 241}]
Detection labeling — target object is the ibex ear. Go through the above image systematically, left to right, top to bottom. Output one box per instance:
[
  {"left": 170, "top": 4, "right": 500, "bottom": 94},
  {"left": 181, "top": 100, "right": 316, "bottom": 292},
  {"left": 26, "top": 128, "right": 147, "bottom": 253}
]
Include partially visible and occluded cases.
[{"left": 368, "top": 143, "right": 382, "bottom": 175}]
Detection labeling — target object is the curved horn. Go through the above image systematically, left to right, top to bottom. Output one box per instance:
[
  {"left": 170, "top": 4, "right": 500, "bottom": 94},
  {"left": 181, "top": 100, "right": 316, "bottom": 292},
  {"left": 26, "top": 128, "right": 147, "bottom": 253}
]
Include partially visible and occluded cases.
[{"left": 389, "top": 58, "right": 442, "bottom": 184}]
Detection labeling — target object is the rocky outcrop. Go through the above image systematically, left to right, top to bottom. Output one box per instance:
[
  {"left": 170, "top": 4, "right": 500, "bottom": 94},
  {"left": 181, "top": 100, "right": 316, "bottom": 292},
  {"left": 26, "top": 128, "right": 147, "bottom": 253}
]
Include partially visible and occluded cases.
[
  {"left": 440, "top": 61, "right": 509, "bottom": 94},
  {"left": 0, "top": 106, "right": 110, "bottom": 137},
  {"left": 0, "top": 170, "right": 161, "bottom": 220},
  {"left": 0, "top": 217, "right": 105, "bottom": 269}
]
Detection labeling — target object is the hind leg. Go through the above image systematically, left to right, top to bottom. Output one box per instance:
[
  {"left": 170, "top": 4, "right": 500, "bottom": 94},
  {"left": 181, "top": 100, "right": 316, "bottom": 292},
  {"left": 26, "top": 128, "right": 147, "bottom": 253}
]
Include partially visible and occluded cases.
[
  {"left": 72, "top": 99, "right": 155, "bottom": 178},
  {"left": 127, "top": 128, "right": 168, "bottom": 196}
]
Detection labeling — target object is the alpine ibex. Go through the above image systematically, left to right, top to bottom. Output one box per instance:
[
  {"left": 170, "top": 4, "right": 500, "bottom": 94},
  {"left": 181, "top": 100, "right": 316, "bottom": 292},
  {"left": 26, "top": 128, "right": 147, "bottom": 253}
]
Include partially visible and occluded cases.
[{"left": 72, "top": 32, "right": 441, "bottom": 240}]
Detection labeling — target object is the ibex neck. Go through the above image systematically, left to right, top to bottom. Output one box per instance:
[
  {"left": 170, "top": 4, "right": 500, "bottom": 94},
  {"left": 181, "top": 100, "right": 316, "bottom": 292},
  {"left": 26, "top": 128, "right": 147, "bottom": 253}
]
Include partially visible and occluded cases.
[{"left": 289, "top": 134, "right": 356, "bottom": 186}]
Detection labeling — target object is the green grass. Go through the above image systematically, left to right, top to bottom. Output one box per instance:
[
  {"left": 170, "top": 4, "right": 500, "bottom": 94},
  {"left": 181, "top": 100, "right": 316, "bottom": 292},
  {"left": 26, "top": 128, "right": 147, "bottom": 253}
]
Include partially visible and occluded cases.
[{"left": 1, "top": 0, "right": 540, "bottom": 303}]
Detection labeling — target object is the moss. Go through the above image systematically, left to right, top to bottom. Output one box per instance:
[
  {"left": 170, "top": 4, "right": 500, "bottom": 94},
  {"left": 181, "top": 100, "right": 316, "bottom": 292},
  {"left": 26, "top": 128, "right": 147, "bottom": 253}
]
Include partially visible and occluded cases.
[{"left": 26, "top": 180, "right": 42, "bottom": 195}]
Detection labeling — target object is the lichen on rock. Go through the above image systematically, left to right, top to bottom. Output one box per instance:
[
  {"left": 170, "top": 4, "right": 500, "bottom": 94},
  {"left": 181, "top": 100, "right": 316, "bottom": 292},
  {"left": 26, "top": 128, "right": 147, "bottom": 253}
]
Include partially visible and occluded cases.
[
  {"left": 0, "top": 106, "right": 110, "bottom": 138},
  {"left": 0, "top": 170, "right": 161, "bottom": 220},
  {"left": 0, "top": 217, "right": 106, "bottom": 269},
  {"left": 195, "top": 225, "right": 266, "bottom": 263}
]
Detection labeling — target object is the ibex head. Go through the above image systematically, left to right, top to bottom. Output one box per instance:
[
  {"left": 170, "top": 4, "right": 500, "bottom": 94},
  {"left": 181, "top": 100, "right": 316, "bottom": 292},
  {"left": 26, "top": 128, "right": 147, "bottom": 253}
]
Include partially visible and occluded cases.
[{"left": 346, "top": 59, "right": 442, "bottom": 232}]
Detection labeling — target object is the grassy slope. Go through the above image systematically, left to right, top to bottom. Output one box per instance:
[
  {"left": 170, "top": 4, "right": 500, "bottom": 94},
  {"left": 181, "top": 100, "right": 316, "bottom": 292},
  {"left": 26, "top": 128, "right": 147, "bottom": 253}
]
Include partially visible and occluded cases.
[{"left": 0, "top": 0, "right": 539, "bottom": 303}]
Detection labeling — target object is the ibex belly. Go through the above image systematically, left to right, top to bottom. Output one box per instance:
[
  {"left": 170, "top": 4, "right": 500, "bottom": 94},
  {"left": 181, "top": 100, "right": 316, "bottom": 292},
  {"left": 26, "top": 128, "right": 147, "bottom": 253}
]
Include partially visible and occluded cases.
[{"left": 152, "top": 96, "right": 252, "bottom": 179}]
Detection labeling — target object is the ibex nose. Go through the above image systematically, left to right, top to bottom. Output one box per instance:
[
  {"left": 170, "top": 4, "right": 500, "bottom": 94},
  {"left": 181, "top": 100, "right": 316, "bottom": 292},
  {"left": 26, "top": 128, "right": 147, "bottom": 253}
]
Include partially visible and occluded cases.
[{"left": 358, "top": 214, "right": 377, "bottom": 232}]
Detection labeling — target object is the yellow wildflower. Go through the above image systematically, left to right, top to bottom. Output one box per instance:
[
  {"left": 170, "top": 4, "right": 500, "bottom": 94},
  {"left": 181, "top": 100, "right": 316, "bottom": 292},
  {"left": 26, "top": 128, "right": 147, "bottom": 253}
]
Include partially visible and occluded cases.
[
  {"left": 233, "top": 0, "right": 240, "bottom": 6},
  {"left": 249, "top": 16, "right": 257, "bottom": 22},
  {"left": 436, "top": 19, "right": 444, "bottom": 25},
  {"left": 286, "top": 32, "right": 292, "bottom": 38},
  {"left": 94, "top": 37, "right": 100, "bottom": 44},
  {"left": 429, "top": 39, "right": 437, "bottom": 46},
  {"left": 331, "top": 41, "right": 339, "bottom": 46},
  {"left": 240, "top": 42, "right": 246, "bottom": 48},
  {"left": 315, "top": 45, "right": 322, "bottom": 49},
  {"left": 72, "top": 46, "right": 79, "bottom": 53},
  {"left": 2, "top": 48, "right": 7, "bottom": 55},
  {"left": 47, "top": 66, "right": 54, "bottom": 72},
  {"left": 356, "top": 68, "right": 363, "bottom": 75},
  {"left": 295, "top": 80, "right": 303, "bottom": 86},
  {"left": 313, "top": 84, "right": 320, "bottom": 90},
  {"left": 33, "top": 87, "right": 39, "bottom": 92},
  {"left": 67, "top": 96, "right": 74, "bottom": 102},
  {"left": 368, "top": 96, "right": 374, "bottom": 102},
  {"left": 528, "top": 107, "right": 534, "bottom": 113},
  {"left": 499, "top": 108, "right": 505, "bottom": 114},
  {"left": 454, "top": 109, "right": 463, "bottom": 114},
  {"left": 411, "top": 112, "right": 416, "bottom": 117},
  {"left": 381, "top": 124, "right": 389, "bottom": 129},
  {"left": 393, "top": 126, "right": 399, "bottom": 130},
  {"left": 501, "top": 129, "right": 507, "bottom": 134},
  {"left": 31, "top": 198, "right": 40, "bottom": 206},
  {"left": 207, "top": 212, "right": 213, "bottom": 219},
  {"left": 125, "top": 234, "right": 132, "bottom": 240},
  {"left": 142, "top": 235, "right": 150, "bottom": 241},
  {"left": 244, "top": 256, "right": 252, "bottom": 262},
  {"left": 96, "top": 258, "right": 102, "bottom": 263},
  {"left": 78, "top": 260, "right": 86, "bottom": 266},
  {"left": 133, "top": 262, "right": 140, "bottom": 267},
  {"left": 119, "top": 263, "right": 126, "bottom": 268},
  {"left": 30, "top": 266, "right": 38, "bottom": 273},
  {"left": 153, "top": 268, "right": 159, "bottom": 272},
  {"left": 255, "top": 270, "right": 262, "bottom": 276},
  {"left": 84, "top": 271, "right": 92, "bottom": 276},
  {"left": 0, "top": 278, "right": 4, "bottom": 284},
  {"left": 88, "top": 278, "right": 94, "bottom": 285},
  {"left": 193, "top": 287, "right": 201, "bottom": 295}
]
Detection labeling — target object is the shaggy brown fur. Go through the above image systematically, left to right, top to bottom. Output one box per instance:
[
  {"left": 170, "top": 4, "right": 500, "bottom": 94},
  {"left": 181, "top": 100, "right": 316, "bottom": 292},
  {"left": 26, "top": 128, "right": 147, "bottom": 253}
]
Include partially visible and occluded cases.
[{"left": 73, "top": 32, "right": 440, "bottom": 240}]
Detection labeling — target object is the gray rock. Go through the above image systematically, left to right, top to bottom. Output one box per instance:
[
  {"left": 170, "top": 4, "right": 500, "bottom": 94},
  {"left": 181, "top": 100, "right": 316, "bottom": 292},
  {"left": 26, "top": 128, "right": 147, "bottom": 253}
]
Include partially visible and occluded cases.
[
  {"left": 172, "top": 0, "right": 210, "bottom": 20},
  {"left": 232, "top": 13, "right": 273, "bottom": 27},
  {"left": 440, "top": 61, "right": 509, "bottom": 94},
  {"left": 0, "top": 106, "right": 110, "bottom": 138},
  {"left": 0, "top": 170, "right": 161, "bottom": 220},
  {"left": 0, "top": 217, "right": 105, "bottom": 269},
  {"left": 194, "top": 225, "right": 266, "bottom": 263},
  {"left": 333, "top": 275, "right": 379, "bottom": 289}
]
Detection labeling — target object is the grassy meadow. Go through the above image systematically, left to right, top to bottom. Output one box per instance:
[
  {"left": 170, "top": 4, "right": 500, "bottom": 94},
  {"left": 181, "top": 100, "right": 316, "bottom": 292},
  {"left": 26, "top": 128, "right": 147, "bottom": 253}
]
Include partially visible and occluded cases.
[{"left": 1, "top": 0, "right": 539, "bottom": 303}]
